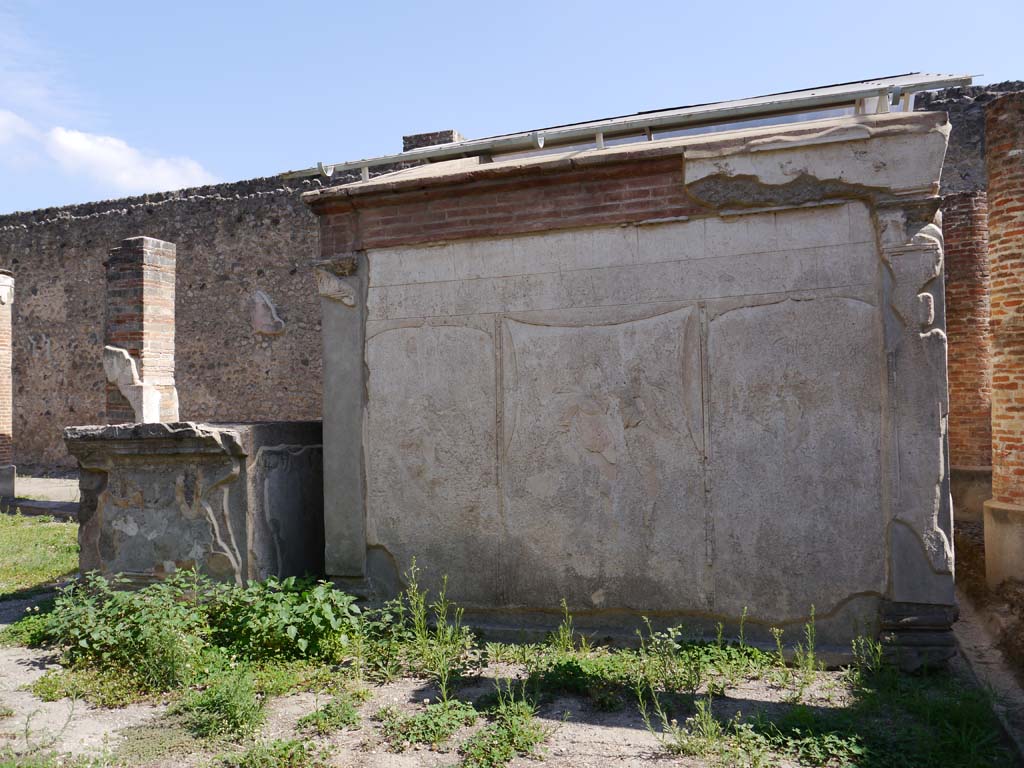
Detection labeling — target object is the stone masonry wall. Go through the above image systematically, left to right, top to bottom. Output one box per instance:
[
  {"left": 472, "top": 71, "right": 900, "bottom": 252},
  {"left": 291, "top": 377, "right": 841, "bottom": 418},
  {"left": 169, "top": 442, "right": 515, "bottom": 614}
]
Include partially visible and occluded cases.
[
  {"left": 917, "top": 82, "right": 1024, "bottom": 194},
  {"left": 0, "top": 177, "right": 331, "bottom": 467}
]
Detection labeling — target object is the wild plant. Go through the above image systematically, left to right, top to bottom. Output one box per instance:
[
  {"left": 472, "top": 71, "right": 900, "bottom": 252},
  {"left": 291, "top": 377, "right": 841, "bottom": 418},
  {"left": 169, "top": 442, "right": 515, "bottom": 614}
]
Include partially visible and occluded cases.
[
  {"left": 47, "top": 571, "right": 208, "bottom": 691},
  {"left": 205, "top": 576, "right": 359, "bottom": 661},
  {"left": 425, "top": 576, "right": 474, "bottom": 700},
  {"left": 351, "top": 599, "right": 408, "bottom": 683},
  {"left": 547, "top": 599, "right": 582, "bottom": 654},
  {"left": 636, "top": 618, "right": 702, "bottom": 696},
  {"left": 175, "top": 667, "right": 265, "bottom": 740},
  {"left": 460, "top": 681, "right": 550, "bottom": 768},
  {"left": 637, "top": 689, "right": 726, "bottom": 758},
  {"left": 296, "top": 693, "right": 359, "bottom": 735},
  {"left": 375, "top": 699, "right": 477, "bottom": 751},
  {"left": 219, "top": 739, "right": 333, "bottom": 768}
]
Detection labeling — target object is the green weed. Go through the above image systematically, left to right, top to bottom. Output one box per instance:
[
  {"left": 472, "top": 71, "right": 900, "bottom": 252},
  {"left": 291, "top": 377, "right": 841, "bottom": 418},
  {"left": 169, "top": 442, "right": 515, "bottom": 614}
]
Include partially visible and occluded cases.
[
  {"left": 206, "top": 576, "right": 360, "bottom": 662},
  {"left": 31, "top": 666, "right": 150, "bottom": 708},
  {"left": 175, "top": 668, "right": 265, "bottom": 740},
  {"left": 460, "top": 683, "right": 549, "bottom": 768},
  {"left": 296, "top": 694, "right": 360, "bottom": 735},
  {"left": 375, "top": 699, "right": 477, "bottom": 751},
  {"left": 218, "top": 739, "right": 332, "bottom": 768}
]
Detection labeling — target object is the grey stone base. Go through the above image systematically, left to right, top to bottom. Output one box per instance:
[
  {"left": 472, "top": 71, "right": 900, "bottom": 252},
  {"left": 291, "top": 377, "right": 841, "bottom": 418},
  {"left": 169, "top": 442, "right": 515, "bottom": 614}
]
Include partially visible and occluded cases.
[
  {"left": 65, "top": 421, "right": 324, "bottom": 584},
  {"left": 0, "top": 464, "right": 15, "bottom": 498},
  {"left": 951, "top": 466, "right": 992, "bottom": 522},
  {"left": 879, "top": 601, "right": 959, "bottom": 672}
]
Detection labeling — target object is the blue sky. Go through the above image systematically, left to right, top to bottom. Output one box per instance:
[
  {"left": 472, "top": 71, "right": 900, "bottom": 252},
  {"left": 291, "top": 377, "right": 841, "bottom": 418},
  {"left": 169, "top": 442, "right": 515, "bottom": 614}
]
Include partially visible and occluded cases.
[{"left": 0, "top": 0, "right": 1020, "bottom": 214}]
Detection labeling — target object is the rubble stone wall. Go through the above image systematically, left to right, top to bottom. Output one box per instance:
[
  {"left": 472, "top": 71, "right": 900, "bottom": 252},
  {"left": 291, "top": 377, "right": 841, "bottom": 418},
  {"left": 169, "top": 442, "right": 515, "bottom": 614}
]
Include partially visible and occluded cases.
[{"left": 0, "top": 177, "right": 329, "bottom": 467}]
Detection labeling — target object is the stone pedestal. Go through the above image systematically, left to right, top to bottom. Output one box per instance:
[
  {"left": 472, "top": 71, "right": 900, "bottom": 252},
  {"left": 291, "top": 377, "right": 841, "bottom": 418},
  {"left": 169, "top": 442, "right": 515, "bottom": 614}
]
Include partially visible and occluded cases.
[{"left": 65, "top": 421, "right": 323, "bottom": 584}]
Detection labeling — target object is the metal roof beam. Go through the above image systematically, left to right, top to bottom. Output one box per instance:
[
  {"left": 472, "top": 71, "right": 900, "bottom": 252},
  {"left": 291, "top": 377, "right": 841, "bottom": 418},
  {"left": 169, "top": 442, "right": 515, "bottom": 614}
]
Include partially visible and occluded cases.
[{"left": 283, "top": 73, "right": 973, "bottom": 181}]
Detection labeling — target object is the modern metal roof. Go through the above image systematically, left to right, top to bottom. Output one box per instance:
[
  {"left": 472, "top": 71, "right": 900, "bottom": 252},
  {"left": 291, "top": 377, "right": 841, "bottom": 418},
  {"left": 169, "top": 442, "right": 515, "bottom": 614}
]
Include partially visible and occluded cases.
[{"left": 284, "top": 72, "right": 973, "bottom": 182}]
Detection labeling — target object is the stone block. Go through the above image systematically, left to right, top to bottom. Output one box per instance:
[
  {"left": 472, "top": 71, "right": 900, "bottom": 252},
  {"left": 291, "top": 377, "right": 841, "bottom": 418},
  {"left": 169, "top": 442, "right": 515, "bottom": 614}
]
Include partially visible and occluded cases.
[{"left": 65, "top": 421, "right": 323, "bottom": 584}]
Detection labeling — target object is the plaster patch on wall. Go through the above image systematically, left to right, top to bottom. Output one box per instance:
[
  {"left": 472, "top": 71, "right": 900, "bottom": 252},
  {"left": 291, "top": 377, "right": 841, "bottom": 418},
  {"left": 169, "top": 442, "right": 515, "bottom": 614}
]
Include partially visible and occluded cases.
[{"left": 250, "top": 290, "right": 286, "bottom": 335}]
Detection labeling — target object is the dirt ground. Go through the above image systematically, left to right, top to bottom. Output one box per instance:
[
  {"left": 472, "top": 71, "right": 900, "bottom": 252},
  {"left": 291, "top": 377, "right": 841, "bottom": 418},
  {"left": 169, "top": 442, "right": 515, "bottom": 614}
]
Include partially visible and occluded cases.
[{"left": 0, "top": 592, "right": 831, "bottom": 768}]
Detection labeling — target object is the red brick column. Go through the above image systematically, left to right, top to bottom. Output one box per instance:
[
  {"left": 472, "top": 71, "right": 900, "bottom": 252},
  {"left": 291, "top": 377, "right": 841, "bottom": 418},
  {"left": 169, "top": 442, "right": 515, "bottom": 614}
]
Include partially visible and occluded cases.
[
  {"left": 984, "top": 93, "right": 1024, "bottom": 587},
  {"left": 942, "top": 191, "right": 992, "bottom": 520},
  {"left": 104, "top": 237, "right": 178, "bottom": 424},
  {"left": 0, "top": 270, "right": 13, "bottom": 496}
]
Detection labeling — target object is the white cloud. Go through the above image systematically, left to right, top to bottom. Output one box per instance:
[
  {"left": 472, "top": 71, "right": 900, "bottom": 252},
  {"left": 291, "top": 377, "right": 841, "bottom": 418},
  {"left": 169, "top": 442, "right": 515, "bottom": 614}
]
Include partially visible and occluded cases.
[
  {"left": 0, "top": 5, "right": 216, "bottom": 202},
  {"left": 0, "top": 108, "right": 36, "bottom": 144},
  {"left": 45, "top": 127, "right": 218, "bottom": 194}
]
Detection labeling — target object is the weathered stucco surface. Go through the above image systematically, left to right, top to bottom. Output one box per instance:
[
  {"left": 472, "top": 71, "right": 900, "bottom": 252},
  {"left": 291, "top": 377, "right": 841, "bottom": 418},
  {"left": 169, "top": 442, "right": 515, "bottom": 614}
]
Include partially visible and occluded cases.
[
  {"left": 310, "top": 111, "right": 956, "bottom": 654},
  {"left": 360, "top": 204, "right": 889, "bottom": 641},
  {"left": 64, "top": 421, "right": 323, "bottom": 584}
]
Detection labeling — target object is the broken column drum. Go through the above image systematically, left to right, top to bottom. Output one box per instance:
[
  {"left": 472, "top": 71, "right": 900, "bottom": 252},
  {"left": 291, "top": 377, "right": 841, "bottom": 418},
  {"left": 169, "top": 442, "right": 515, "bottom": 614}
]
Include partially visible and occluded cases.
[{"left": 307, "top": 111, "right": 957, "bottom": 663}]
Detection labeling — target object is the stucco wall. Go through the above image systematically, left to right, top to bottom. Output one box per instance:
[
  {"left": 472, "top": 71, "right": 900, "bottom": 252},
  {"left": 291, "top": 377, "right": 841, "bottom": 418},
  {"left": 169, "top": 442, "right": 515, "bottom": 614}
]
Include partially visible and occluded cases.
[
  {"left": 309, "top": 110, "right": 956, "bottom": 654},
  {"left": 363, "top": 205, "right": 885, "bottom": 629}
]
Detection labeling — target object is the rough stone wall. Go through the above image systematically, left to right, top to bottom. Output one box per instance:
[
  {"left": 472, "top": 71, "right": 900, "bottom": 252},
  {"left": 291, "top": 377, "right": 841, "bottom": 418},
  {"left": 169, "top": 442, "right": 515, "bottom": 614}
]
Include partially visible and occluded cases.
[
  {"left": 917, "top": 82, "right": 1024, "bottom": 194},
  {"left": 0, "top": 176, "right": 335, "bottom": 467},
  {"left": 942, "top": 191, "right": 992, "bottom": 469}
]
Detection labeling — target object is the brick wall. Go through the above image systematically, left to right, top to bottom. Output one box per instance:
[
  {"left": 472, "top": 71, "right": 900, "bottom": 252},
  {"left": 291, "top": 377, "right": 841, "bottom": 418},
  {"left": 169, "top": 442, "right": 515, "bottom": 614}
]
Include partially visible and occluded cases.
[
  {"left": 985, "top": 93, "right": 1024, "bottom": 507},
  {"left": 316, "top": 157, "right": 707, "bottom": 257},
  {"left": 942, "top": 191, "right": 992, "bottom": 469}
]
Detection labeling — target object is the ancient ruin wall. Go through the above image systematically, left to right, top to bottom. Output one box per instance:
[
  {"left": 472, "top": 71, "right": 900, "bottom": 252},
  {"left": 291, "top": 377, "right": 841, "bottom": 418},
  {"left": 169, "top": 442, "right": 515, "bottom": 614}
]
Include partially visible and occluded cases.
[
  {"left": 917, "top": 82, "right": 1024, "bottom": 194},
  {"left": 308, "top": 111, "right": 956, "bottom": 655},
  {"left": 0, "top": 177, "right": 328, "bottom": 467},
  {"left": 942, "top": 192, "right": 992, "bottom": 521}
]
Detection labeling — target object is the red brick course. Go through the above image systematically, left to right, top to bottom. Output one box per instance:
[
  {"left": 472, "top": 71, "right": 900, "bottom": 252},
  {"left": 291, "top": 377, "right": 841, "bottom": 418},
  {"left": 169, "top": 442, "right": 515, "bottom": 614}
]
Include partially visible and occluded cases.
[
  {"left": 985, "top": 94, "right": 1024, "bottom": 506},
  {"left": 313, "top": 157, "right": 707, "bottom": 258},
  {"left": 942, "top": 191, "right": 992, "bottom": 469}
]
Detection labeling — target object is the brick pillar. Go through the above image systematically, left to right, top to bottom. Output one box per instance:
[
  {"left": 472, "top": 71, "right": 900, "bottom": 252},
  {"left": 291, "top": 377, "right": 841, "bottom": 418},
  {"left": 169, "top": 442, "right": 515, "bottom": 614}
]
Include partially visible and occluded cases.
[
  {"left": 984, "top": 93, "right": 1024, "bottom": 588},
  {"left": 942, "top": 191, "right": 993, "bottom": 521},
  {"left": 103, "top": 237, "right": 179, "bottom": 424},
  {"left": 0, "top": 270, "right": 13, "bottom": 497}
]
